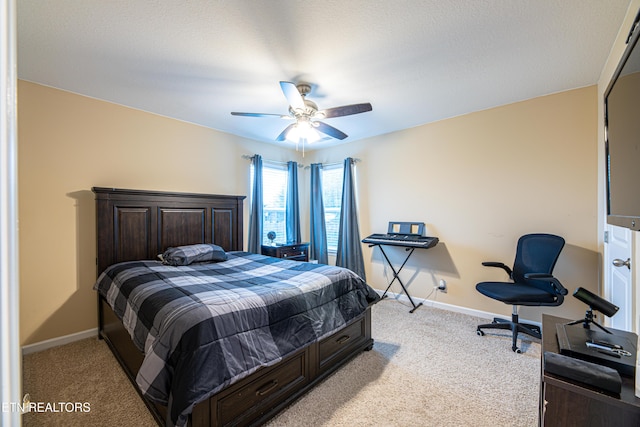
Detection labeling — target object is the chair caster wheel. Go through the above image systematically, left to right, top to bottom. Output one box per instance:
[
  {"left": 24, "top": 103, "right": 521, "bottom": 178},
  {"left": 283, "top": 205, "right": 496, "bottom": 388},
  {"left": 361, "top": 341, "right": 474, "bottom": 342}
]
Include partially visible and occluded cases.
[
  {"left": 477, "top": 329, "right": 484, "bottom": 336},
  {"left": 513, "top": 347, "right": 521, "bottom": 353}
]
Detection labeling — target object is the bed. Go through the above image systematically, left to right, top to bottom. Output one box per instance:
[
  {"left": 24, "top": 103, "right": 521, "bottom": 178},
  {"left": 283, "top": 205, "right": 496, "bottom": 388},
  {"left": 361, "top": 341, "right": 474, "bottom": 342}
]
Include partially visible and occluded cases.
[{"left": 92, "top": 187, "right": 378, "bottom": 427}]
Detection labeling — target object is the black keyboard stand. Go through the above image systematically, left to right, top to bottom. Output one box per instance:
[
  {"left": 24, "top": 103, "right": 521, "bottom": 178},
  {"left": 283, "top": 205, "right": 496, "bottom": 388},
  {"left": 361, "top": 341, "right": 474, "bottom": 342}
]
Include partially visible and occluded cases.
[{"left": 368, "top": 243, "right": 423, "bottom": 313}]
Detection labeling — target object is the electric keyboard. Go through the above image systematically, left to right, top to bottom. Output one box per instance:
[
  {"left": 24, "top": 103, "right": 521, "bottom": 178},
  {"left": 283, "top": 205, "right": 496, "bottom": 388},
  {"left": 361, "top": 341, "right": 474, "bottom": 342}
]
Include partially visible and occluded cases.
[
  {"left": 362, "top": 222, "right": 439, "bottom": 313},
  {"left": 362, "top": 233, "right": 439, "bottom": 249}
]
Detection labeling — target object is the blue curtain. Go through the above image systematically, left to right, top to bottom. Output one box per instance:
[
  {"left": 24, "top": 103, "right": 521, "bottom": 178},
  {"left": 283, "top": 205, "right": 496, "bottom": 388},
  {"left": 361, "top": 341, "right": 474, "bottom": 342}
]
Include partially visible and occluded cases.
[
  {"left": 247, "top": 154, "right": 263, "bottom": 254},
  {"left": 336, "top": 157, "right": 366, "bottom": 279},
  {"left": 286, "top": 161, "right": 301, "bottom": 243},
  {"left": 309, "top": 163, "right": 328, "bottom": 264}
]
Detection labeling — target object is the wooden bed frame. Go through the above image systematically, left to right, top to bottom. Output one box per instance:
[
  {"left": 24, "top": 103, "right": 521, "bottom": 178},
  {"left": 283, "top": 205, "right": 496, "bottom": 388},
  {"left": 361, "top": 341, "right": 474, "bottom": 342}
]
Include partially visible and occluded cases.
[{"left": 93, "top": 187, "right": 374, "bottom": 426}]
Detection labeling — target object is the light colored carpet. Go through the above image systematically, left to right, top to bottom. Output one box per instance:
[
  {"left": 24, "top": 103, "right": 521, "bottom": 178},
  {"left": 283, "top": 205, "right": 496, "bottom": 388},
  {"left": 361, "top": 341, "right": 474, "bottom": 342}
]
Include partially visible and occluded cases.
[
  {"left": 22, "top": 299, "right": 540, "bottom": 426},
  {"left": 268, "top": 300, "right": 540, "bottom": 426},
  {"left": 22, "top": 336, "right": 156, "bottom": 426}
]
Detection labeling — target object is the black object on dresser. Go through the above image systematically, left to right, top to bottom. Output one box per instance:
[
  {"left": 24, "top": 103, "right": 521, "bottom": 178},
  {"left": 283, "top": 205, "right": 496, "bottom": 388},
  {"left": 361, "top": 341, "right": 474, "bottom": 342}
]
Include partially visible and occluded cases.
[
  {"left": 261, "top": 242, "right": 310, "bottom": 261},
  {"left": 540, "top": 314, "right": 640, "bottom": 426}
]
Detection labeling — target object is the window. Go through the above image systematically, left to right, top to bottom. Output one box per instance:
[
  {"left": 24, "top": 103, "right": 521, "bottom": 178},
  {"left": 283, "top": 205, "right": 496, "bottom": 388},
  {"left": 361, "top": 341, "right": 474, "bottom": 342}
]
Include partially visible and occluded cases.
[
  {"left": 251, "top": 160, "right": 345, "bottom": 251},
  {"left": 252, "top": 161, "right": 288, "bottom": 245},
  {"left": 322, "top": 164, "right": 344, "bottom": 253}
]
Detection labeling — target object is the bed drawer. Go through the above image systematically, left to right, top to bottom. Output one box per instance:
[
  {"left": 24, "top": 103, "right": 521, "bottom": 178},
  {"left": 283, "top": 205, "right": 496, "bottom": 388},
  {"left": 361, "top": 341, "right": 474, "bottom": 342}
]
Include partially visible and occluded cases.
[
  {"left": 318, "top": 315, "right": 368, "bottom": 372},
  {"left": 214, "top": 349, "right": 309, "bottom": 426}
]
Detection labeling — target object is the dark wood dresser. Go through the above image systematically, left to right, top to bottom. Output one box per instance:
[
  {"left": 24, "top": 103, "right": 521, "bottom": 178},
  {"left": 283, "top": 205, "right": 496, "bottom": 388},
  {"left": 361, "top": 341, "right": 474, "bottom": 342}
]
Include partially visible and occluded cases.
[
  {"left": 261, "top": 242, "right": 309, "bottom": 261},
  {"left": 540, "top": 314, "right": 640, "bottom": 426}
]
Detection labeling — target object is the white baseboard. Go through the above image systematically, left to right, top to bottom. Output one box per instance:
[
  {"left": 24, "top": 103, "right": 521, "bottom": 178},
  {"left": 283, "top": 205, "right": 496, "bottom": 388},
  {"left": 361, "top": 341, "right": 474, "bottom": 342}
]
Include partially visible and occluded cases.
[
  {"left": 378, "top": 290, "right": 542, "bottom": 327},
  {"left": 22, "top": 328, "right": 98, "bottom": 355}
]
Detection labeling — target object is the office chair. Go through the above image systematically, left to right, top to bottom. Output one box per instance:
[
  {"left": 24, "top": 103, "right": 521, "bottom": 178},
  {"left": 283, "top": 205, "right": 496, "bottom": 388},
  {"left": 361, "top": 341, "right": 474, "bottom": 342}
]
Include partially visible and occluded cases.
[{"left": 476, "top": 233, "right": 567, "bottom": 353}]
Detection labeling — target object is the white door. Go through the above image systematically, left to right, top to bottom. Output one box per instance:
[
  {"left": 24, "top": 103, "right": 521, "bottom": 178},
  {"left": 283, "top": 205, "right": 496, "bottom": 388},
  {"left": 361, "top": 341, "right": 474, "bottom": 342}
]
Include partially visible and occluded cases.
[{"left": 604, "top": 224, "right": 633, "bottom": 331}]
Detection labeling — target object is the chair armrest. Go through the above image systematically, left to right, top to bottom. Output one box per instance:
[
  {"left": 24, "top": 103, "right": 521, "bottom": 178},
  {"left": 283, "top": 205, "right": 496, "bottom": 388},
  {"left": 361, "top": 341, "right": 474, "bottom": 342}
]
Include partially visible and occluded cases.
[
  {"left": 482, "top": 261, "right": 512, "bottom": 277},
  {"left": 524, "top": 273, "right": 568, "bottom": 295}
]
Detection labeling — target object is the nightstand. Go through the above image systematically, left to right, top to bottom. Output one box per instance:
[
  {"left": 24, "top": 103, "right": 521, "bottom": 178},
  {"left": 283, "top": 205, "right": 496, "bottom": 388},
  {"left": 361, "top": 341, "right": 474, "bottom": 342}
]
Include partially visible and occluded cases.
[{"left": 261, "top": 242, "right": 309, "bottom": 261}]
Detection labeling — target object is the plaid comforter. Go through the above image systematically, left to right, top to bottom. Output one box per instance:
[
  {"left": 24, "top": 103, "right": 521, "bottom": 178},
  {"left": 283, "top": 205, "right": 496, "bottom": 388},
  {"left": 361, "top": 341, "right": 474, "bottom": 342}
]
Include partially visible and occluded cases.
[{"left": 94, "top": 251, "right": 379, "bottom": 426}]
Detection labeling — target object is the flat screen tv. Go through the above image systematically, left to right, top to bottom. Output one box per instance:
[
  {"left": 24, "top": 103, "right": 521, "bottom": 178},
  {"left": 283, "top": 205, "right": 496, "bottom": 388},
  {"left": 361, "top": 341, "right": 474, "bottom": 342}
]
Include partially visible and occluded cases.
[{"left": 605, "top": 9, "right": 640, "bottom": 231}]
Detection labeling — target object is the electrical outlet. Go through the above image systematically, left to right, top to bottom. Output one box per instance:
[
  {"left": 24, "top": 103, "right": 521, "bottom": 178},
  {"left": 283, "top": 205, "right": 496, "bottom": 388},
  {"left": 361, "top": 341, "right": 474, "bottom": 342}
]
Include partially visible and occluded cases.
[{"left": 437, "top": 279, "right": 447, "bottom": 293}]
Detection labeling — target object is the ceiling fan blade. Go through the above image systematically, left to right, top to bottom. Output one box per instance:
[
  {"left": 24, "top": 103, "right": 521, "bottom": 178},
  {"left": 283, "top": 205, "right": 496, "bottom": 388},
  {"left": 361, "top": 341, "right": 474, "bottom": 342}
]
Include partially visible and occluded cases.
[
  {"left": 279, "top": 81, "right": 305, "bottom": 111},
  {"left": 318, "top": 103, "right": 372, "bottom": 119},
  {"left": 231, "top": 112, "right": 291, "bottom": 119},
  {"left": 315, "top": 121, "right": 348, "bottom": 140},
  {"left": 276, "top": 123, "right": 296, "bottom": 141}
]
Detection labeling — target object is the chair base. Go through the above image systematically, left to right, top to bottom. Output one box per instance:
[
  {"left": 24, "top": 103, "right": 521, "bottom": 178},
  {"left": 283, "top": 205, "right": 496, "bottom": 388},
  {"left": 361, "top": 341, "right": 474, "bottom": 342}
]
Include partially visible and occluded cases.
[{"left": 477, "top": 314, "right": 541, "bottom": 353}]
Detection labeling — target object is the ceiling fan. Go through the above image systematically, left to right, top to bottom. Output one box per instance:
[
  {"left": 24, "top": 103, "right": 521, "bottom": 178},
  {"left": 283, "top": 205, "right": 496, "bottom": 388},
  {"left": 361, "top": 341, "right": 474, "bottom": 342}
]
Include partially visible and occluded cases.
[{"left": 231, "top": 81, "right": 372, "bottom": 143}]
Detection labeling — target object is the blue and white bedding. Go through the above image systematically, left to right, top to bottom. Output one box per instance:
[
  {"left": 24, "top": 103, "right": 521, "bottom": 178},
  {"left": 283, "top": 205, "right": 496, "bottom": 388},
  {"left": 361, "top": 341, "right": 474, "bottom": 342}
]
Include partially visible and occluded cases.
[{"left": 94, "top": 251, "right": 379, "bottom": 426}]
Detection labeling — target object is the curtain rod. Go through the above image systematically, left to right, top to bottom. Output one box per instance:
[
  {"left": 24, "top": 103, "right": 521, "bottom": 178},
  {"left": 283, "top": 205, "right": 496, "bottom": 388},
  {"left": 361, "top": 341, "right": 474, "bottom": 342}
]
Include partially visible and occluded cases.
[
  {"left": 241, "top": 154, "right": 305, "bottom": 168},
  {"left": 241, "top": 155, "right": 361, "bottom": 169},
  {"left": 304, "top": 158, "right": 361, "bottom": 169}
]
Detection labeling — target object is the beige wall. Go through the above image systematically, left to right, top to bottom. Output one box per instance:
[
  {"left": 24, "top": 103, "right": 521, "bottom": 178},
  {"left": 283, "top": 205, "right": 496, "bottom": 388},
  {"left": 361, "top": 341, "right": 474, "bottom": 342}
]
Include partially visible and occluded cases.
[
  {"left": 17, "top": 80, "right": 298, "bottom": 345},
  {"left": 18, "top": 80, "right": 599, "bottom": 346},
  {"left": 306, "top": 87, "right": 600, "bottom": 323}
]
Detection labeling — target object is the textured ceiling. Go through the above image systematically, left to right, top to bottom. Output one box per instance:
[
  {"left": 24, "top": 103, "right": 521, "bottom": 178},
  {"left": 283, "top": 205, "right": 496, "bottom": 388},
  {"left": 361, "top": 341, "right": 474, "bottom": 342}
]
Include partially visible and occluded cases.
[{"left": 17, "top": 0, "right": 632, "bottom": 150}]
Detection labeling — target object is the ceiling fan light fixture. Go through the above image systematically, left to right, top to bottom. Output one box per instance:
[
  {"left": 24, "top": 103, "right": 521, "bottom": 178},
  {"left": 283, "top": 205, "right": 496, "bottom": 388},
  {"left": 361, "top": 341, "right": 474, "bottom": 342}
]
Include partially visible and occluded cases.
[
  {"left": 286, "top": 120, "right": 321, "bottom": 143},
  {"left": 285, "top": 125, "right": 300, "bottom": 142}
]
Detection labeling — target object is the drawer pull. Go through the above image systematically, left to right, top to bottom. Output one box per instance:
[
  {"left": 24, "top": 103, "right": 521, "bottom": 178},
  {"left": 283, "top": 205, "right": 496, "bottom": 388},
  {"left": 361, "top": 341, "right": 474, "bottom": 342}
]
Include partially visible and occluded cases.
[
  {"left": 336, "top": 335, "right": 351, "bottom": 345},
  {"left": 256, "top": 379, "right": 279, "bottom": 396}
]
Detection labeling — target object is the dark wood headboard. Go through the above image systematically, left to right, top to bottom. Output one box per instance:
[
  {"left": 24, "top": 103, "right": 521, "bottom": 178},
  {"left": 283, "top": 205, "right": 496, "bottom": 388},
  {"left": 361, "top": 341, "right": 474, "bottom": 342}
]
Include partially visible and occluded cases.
[{"left": 93, "top": 187, "right": 245, "bottom": 275}]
